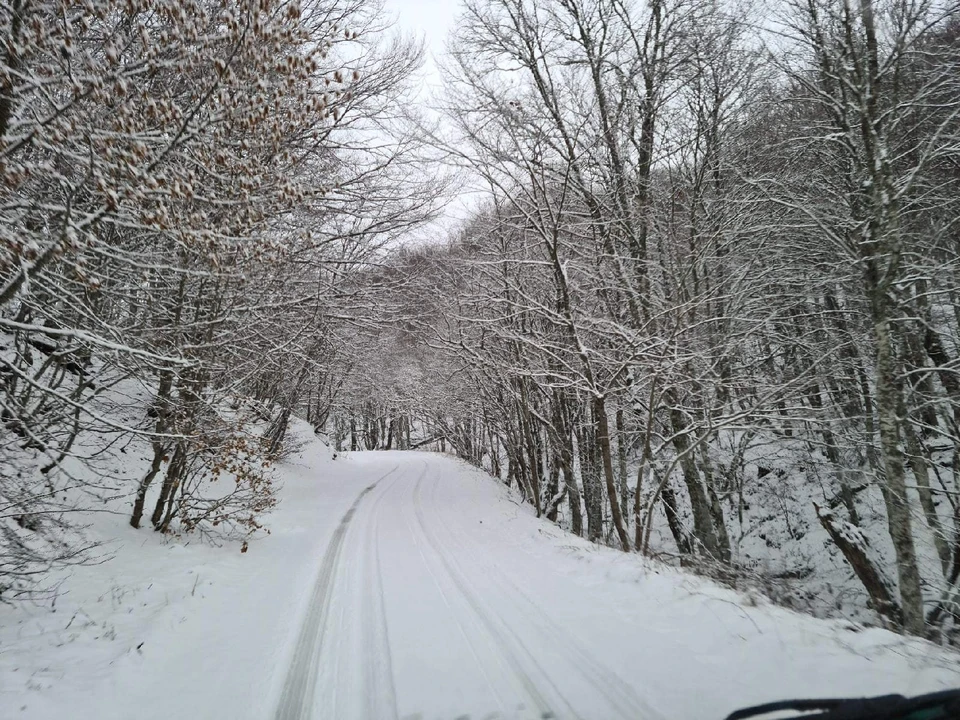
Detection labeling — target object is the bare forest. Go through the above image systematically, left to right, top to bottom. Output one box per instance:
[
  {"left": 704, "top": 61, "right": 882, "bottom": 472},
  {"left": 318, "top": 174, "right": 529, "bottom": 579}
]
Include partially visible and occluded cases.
[{"left": 4, "top": 0, "right": 960, "bottom": 649}]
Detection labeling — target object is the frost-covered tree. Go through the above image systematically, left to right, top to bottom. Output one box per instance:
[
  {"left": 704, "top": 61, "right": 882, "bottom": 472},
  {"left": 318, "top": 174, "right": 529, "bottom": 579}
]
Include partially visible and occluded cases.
[
  {"left": 0, "top": 0, "right": 437, "bottom": 598},
  {"left": 333, "top": 0, "right": 960, "bottom": 642}
]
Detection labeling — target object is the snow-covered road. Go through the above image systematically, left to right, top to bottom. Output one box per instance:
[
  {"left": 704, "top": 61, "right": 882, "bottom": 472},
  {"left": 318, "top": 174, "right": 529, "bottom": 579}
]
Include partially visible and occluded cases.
[
  {"left": 4, "top": 435, "right": 958, "bottom": 720},
  {"left": 268, "top": 452, "right": 957, "bottom": 720},
  {"left": 273, "top": 456, "right": 660, "bottom": 720}
]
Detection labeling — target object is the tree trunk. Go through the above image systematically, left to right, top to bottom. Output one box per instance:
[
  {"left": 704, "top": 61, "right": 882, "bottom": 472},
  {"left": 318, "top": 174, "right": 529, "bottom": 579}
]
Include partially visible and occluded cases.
[
  {"left": 872, "top": 309, "right": 925, "bottom": 636},
  {"left": 923, "top": 325, "right": 960, "bottom": 433},
  {"left": 131, "top": 368, "right": 175, "bottom": 528},
  {"left": 809, "top": 380, "right": 861, "bottom": 525},
  {"left": 517, "top": 382, "right": 543, "bottom": 516},
  {"left": 595, "top": 396, "right": 630, "bottom": 550},
  {"left": 670, "top": 405, "right": 721, "bottom": 558},
  {"left": 265, "top": 406, "right": 291, "bottom": 457},
  {"left": 616, "top": 408, "right": 630, "bottom": 528},
  {"left": 901, "top": 414, "right": 950, "bottom": 575},
  {"left": 577, "top": 425, "right": 603, "bottom": 542},
  {"left": 151, "top": 443, "right": 186, "bottom": 530},
  {"left": 700, "top": 444, "right": 731, "bottom": 563},
  {"left": 131, "top": 447, "right": 164, "bottom": 529},
  {"left": 563, "top": 457, "right": 583, "bottom": 537},
  {"left": 545, "top": 460, "right": 561, "bottom": 522},
  {"left": 662, "top": 482, "right": 692, "bottom": 556},
  {"left": 816, "top": 503, "right": 901, "bottom": 629}
]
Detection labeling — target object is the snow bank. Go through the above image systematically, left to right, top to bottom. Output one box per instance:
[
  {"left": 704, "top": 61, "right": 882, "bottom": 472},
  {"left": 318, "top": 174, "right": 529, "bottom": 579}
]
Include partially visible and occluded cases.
[
  {"left": 1, "top": 419, "right": 370, "bottom": 719},
  {"left": 2, "top": 434, "right": 958, "bottom": 720},
  {"left": 432, "top": 456, "right": 960, "bottom": 718}
]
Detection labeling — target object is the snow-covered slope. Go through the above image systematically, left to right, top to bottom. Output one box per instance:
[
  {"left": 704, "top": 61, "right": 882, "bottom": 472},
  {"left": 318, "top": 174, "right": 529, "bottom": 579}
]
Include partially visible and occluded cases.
[
  {"left": 0, "top": 420, "right": 362, "bottom": 719},
  {"left": 2, "top": 423, "right": 958, "bottom": 720},
  {"left": 624, "top": 428, "right": 951, "bottom": 626}
]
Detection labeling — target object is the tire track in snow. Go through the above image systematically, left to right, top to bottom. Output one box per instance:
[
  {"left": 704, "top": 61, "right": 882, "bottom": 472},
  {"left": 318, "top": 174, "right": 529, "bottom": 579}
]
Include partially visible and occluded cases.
[
  {"left": 410, "top": 462, "right": 572, "bottom": 719},
  {"left": 405, "top": 463, "right": 551, "bottom": 718},
  {"left": 405, "top": 463, "right": 509, "bottom": 717},
  {"left": 399, "top": 464, "right": 515, "bottom": 712},
  {"left": 273, "top": 465, "right": 398, "bottom": 720},
  {"left": 360, "top": 469, "right": 400, "bottom": 720},
  {"left": 423, "top": 470, "right": 665, "bottom": 720}
]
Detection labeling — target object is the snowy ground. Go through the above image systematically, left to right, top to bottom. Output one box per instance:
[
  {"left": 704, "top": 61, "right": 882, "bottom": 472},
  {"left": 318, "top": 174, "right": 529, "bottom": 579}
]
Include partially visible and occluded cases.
[{"left": 2, "top": 422, "right": 959, "bottom": 720}]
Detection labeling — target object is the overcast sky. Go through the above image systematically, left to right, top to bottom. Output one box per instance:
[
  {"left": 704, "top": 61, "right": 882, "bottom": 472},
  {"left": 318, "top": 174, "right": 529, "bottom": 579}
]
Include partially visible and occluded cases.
[
  {"left": 381, "top": 0, "right": 477, "bottom": 238},
  {"left": 383, "top": 0, "right": 460, "bottom": 87}
]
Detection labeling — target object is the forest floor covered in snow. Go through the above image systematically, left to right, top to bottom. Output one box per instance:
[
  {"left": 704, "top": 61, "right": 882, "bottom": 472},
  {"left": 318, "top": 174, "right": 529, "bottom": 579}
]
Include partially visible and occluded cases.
[{"left": 2, "top": 420, "right": 958, "bottom": 720}]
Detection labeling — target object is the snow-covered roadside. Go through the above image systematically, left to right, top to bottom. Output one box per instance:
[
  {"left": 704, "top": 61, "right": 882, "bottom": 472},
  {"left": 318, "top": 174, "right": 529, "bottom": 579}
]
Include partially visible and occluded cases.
[
  {"left": 0, "top": 419, "right": 371, "bottom": 720},
  {"left": 2, "top": 423, "right": 958, "bottom": 720},
  {"left": 433, "top": 457, "right": 960, "bottom": 716}
]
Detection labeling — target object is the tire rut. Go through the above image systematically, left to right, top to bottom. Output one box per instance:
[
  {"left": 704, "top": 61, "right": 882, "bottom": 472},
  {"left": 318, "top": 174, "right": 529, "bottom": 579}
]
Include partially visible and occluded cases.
[
  {"left": 410, "top": 463, "right": 569, "bottom": 720},
  {"left": 273, "top": 465, "right": 398, "bottom": 720},
  {"left": 399, "top": 465, "right": 512, "bottom": 711},
  {"left": 429, "top": 466, "right": 664, "bottom": 720},
  {"left": 423, "top": 467, "right": 665, "bottom": 720},
  {"left": 360, "top": 470, "right": 400, "bottom": 720}
]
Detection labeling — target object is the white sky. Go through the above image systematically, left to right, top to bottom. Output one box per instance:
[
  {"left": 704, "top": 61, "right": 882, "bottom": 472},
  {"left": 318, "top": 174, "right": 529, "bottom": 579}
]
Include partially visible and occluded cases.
[
  {"left": 382, "top": 0, "right": 478, "bottom": 241},
  {"left": 383, "top": 0, "right": 461, "bottom": 88}
]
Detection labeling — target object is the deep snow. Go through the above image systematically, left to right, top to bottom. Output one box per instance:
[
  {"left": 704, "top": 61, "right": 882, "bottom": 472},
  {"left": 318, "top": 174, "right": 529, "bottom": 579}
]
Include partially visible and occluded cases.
[{"left": 2, "top": 421, "right": 958, "bottom": 719}]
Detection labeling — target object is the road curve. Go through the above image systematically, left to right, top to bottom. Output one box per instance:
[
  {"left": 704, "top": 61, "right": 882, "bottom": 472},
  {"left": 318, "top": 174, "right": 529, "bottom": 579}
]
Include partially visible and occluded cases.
[{"left": 273, "top": 454, "right": 664, "bottom": 720}]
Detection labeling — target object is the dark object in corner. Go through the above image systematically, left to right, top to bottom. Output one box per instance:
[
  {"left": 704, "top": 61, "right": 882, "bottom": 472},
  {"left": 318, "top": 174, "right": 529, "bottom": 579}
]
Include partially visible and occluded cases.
[{"left": 725, "top": 689, "right": 960, "bottom": 720}]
